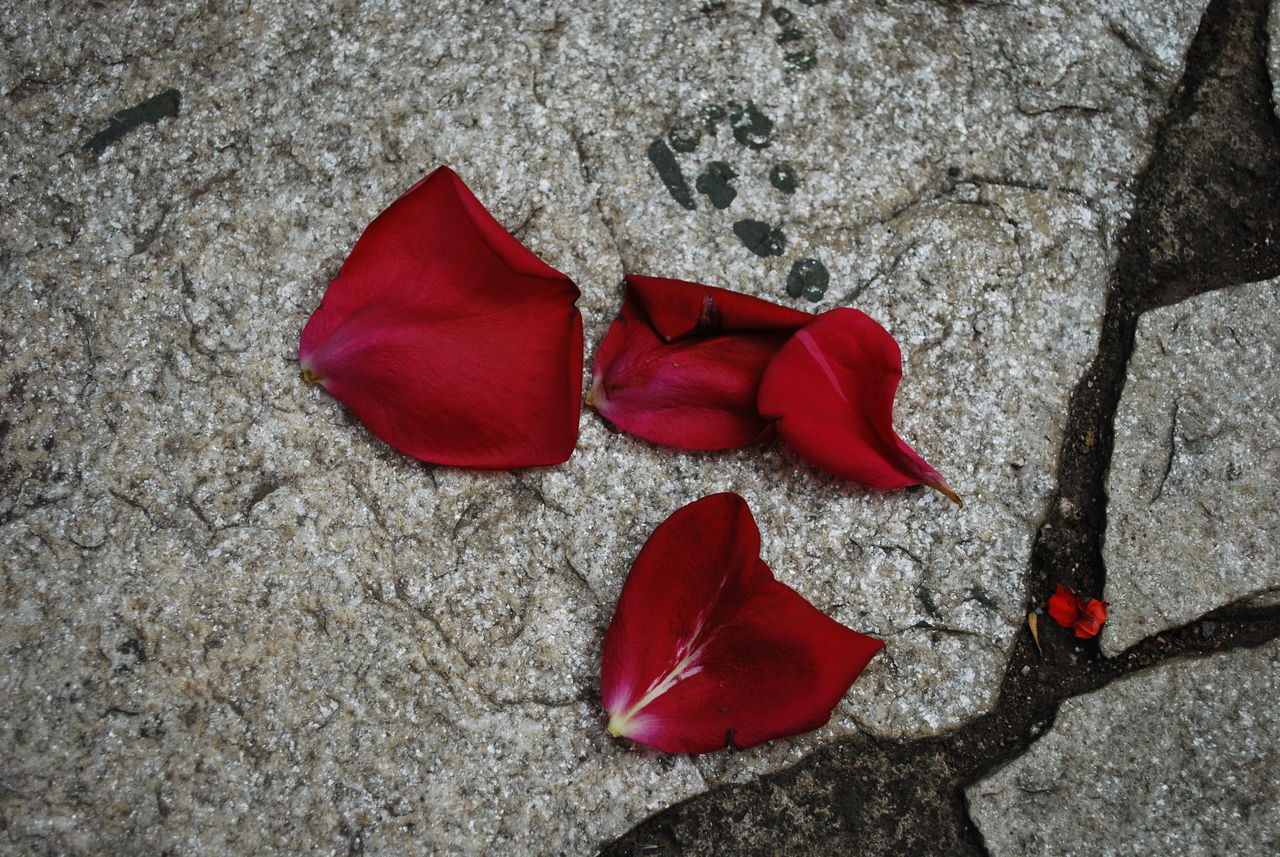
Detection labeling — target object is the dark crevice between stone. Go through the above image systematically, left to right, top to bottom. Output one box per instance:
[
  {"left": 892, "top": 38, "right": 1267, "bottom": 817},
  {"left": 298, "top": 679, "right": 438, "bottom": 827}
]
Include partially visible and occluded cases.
[
  {"left": 1025, "top": 0, "right": 1280, "bottom": 641},
  {"left": 1116, "top": 0, "right": 1280, "bottom": 311},
  {"left": 600, "top": 1, "right": 1280, "bottom": 854}
]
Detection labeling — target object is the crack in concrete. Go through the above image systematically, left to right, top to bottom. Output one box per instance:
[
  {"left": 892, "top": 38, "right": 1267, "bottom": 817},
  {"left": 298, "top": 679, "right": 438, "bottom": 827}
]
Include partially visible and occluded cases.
[
  {"left": 1107, "top": 16, "right": 1175, "bottom": 85},
  {"left": 83, "top": 88, "right": 181, "bottom": 159},
  {"left": 566, "top": 123, "right": 628, "bottom": 280},
  {"left": 1151, "top": 395, "right": 1182, "bottom": 504}
]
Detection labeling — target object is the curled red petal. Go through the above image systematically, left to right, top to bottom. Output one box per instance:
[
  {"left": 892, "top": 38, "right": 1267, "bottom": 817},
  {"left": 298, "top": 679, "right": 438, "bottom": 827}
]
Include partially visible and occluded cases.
[
  {"left": 298, "top": 167, "right": 583, "bottom": 468},
  {"left": 626, "top": 274, "right": 814, "bottom": 341},
  {"left": 590, "top": 276, "right": 812, "bottom": 450},
  {"left": 756, "top": 308, "right": 960, "bottom": 505},
  {"left": 600, "top": 493, "right": 884, "bottom": 754},
  {"left": 1047, "top": 584, "right": 1108, "bottom": 638},
  {"left": 1076, "top": 598, "right": 1109, "bottom": 638}
]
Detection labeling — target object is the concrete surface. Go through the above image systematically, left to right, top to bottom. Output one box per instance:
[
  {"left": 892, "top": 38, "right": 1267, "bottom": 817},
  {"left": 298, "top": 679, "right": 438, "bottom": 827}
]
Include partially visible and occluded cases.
[
  {"left": 2, "top": 1, "right": 1273, "bottom": 855},
  {"left": 1102, "top": 278, "right": 1280, "bottom": 655},
  {"left": 968, "top": 640, "right": 1280, "bottom": 856}
]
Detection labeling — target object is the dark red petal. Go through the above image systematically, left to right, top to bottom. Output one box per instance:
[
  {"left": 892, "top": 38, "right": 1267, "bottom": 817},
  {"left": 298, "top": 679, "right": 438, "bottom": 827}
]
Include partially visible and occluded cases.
[
  {"left": 298, "top": 167, "right": 582, "bottom": 468},
  {"left": 626, "top": 274, "right": 813, "bottom": 341},
  {"left": 590, "top": 277, "right": 811, "bottom": 450},
  {"left": 590, "top": 295, "right": 790, "bottom": 449},
  {"left": 757, "top": 308, "right": 960, "bottom": 505},
  {"left": 601, "top": 493, "right": 883, "bottom": 754},
  {"left": 1046, "top": 584, "right": 1081, "bottom": 628}
]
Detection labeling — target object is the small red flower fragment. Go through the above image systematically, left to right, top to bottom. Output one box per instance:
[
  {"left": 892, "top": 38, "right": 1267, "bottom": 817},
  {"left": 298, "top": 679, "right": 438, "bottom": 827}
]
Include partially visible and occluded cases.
[
  {"left": 298, "top": 166, "right": 583, "bottom": 468},
  {"left": 589, "top": 275, "right": 812, "bottom": 450},
  {"left": 757, "top": 308, "right": 961, "bottom": 505},
  {"left": 601, "top": 492, "right": 883, "bottom": 754},
  {"left": 1047, "top": 584, "right": 1108, "bottom": 639}
]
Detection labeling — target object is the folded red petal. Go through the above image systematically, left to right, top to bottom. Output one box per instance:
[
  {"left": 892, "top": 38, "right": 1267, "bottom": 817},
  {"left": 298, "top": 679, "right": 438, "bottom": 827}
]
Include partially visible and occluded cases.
[
  {"left": 298, "top": 166, "right": 583, "bottom": 468},
  {"left": 626, "top": 274, "right": 814, "bottom": 341},
  {"left": 590, "top": 276, "right": 812, "bottom": 450},
  {"left": 757, "top": 308, "right": 960, "bottom": 504},
  {"left": 601, "top": 493, "right": 884, "bottom": 754},
  {"left": 1046, "top": 584, "right": 1080, "bottom": 627},
  {"left": 1047, "top": 584, "right": 1108, "bottom": 639},
  {"left": 1074, "top": 602, "right": 1107, "bottom": 638}
]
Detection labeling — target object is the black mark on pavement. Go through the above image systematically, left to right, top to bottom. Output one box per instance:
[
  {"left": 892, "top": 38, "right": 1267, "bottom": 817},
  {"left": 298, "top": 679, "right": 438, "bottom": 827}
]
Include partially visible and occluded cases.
[{"left": 84, "top": 88, "right": 181, "bottom": 158}]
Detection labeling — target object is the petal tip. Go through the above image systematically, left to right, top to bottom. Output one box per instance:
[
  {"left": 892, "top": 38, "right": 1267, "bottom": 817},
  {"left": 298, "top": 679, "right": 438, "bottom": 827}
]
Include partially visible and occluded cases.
[
  {"left": 922, "top": 475, "right": 963, "bottom": 508},
  {"left": 604, "top": 706, "right": 646, "bottom": 743}
]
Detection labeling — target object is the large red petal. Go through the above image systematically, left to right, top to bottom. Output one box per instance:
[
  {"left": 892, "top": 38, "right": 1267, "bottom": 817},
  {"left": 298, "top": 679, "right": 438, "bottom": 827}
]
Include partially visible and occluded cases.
[
  {"left": 298, "top": 167, "right": 582, "bottom": 468},
  {"left": 590, "top": 277, "right": 811, "bottom": 450},
  {"left": 757, "top": 308, "right": 959, "bottom": 504},
  {"left": 601, "top": 493, "right": 883, "bottom": 754}
]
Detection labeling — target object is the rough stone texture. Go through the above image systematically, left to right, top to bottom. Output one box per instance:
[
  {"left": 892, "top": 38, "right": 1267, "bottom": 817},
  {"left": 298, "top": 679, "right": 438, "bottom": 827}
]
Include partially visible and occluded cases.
[
  {"left": 1270, "top": 0, "right": 1279, "bottom": 117},
  {"left": 0, "top": 1, "right": 1209, "bottom": 854},
  {"left": 1101, "top": 279, "right": 1280, "bottom": 655},
  {"left": 967, "top": 640, "right": 1280, "bottom": 856}
]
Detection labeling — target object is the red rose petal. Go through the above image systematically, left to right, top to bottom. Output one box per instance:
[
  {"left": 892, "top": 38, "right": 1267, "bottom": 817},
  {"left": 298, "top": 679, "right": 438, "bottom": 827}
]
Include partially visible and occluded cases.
[
  {"left": 298, "top": 167, "right": 583, "bottom": 468},
  {"left": 627, "top": 274, "right": 814, "bottom": 341},
  {"left": 589, "top": 276, "right": 812, "bottom": 450},
  {"left": 756, "top": 308, "right": 960, "bottom": 505},
  {"left": 601, "top": 493, "right": 883, "bottom": 754},
  {"left": 1046, "top": 584, "right": 1080, "bottom": 627},
  {"left": 1047, "top": 584, "right": 1108, "bottom": 639}
]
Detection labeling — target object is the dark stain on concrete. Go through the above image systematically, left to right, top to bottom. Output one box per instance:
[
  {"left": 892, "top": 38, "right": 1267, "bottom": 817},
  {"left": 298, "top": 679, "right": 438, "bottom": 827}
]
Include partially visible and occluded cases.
[
  {"left": 784, "top": 48, "right": 818, "bottom": 72},
  {"left": 83, "top": 89, "right": 181, "bottom": 158},
  {"left": 727, "top": 101, "right": 775, "bottom": 149},
  {"left": 701, "top": 103, "right": 728, "bottom": 133},
  {"left": 668, "top": 123, "right": 701, "bottom": 153},
  {"left": 648, "top": 137, "right": 696, "bottom": 209},
  {"left": 695, "top": 161, "right": 739, "bottom": 209},
  {"left": 770, "top": 163, "right": 799, "bottom": 193},
  {"left": 733, "top": 219, "right": 786, "bottom": 256},
  {"left": 786, "top": 257, "right": 828, "bottom": 301}
]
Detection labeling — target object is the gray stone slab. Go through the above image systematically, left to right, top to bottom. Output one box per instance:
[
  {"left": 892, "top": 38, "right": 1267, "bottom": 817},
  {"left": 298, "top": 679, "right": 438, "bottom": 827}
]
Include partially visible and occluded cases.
[
  {"left": 0, "top": 1, "right": 1208, "bottom": 854},
  {"left": 1102, "top": 279, "right": 1280, "bottom": 655},
  {"left": 967, "top": 641, "right": 1280, "bottom": 856}
]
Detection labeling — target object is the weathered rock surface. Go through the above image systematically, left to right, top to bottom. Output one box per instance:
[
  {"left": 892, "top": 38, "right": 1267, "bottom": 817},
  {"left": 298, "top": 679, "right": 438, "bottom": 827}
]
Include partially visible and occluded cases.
[
  {"left": 1269, "top": 0, "right": 1280, "bottom": 117},
  {"left": 0, "top": 1, "right": 1211, "bottom": 854},
  {"left": 1102, "top": 278, "right": 1280, "bottom": 655},
  {"left": 967, "top": 640, "right": 1280, "bottom": 856}
]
